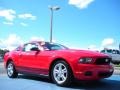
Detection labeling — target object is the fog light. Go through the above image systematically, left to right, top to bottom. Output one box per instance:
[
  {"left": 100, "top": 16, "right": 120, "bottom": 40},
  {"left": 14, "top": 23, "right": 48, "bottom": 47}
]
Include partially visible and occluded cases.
[{"left": 85, "top": 71, "right": 92, "bottom": 76}]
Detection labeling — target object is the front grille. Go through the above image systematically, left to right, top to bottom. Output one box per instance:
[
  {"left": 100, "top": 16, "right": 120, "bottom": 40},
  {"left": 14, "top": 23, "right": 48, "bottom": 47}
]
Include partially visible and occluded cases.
[{"left": 95, "top": 58, "right": 111, "bottom": 65}]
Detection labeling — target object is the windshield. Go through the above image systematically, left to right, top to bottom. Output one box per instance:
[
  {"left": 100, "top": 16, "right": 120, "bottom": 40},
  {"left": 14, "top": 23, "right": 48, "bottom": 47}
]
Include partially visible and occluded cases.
[
  {"left": 40, "top": 42, "right": 69, "bottom": 50},
  {"left": 107, "top": 49, "right": 112, "bottom": 53}
]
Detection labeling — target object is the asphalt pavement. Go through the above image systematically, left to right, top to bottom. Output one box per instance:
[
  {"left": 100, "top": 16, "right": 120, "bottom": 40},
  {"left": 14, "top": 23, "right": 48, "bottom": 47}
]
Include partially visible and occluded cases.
[{"left": 0, "top": 74, "right": 120, "bottom": 90}]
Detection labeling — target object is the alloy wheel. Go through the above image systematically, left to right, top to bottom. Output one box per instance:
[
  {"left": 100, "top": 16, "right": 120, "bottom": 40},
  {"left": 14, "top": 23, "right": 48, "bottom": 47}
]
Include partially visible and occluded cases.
[{"left": 53, "top": 63, "right": 68, "bottom": 84}]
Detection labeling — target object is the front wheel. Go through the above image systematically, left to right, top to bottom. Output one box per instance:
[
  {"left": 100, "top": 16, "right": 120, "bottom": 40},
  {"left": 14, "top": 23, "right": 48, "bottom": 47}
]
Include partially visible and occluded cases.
[
  {"left": 7, "top": 61, "right": 18, "bottom": 78},
  {"left": 51, "top": 61, "right": 73, "bottom": 86}
]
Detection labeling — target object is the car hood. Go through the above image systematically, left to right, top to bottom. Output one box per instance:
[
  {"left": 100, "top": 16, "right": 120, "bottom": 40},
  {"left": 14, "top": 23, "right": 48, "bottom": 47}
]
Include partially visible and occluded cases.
[{"left": 56, "top": 49, "right": 108, "bottom": 57}]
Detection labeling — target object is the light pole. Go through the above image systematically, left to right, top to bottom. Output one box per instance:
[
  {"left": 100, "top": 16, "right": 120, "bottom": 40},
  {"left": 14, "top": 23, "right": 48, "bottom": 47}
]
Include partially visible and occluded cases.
[{"left": 49, "top": 6, "right": 60, "bottom": 43}]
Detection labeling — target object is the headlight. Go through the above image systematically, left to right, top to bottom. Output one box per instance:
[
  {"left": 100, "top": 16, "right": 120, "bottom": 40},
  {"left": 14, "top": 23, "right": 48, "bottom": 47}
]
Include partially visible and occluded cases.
[{"left": 78, "top": 58, "right": 93, "bottom": 64}]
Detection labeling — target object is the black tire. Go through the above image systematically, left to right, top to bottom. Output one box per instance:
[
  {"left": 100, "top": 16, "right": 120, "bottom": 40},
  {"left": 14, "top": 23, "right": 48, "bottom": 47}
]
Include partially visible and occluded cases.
[
  {"left": 51, "top": 60, "right": 73, "bottom": 86},
  {"left": 7, "top": 61, "right": 18, "bottom": 78}
]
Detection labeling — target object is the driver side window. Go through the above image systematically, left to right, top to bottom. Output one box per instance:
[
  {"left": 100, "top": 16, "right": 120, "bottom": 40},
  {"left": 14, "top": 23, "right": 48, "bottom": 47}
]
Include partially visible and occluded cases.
[{"left": 23, "top": 43, "right": 38, "bottom": 52}]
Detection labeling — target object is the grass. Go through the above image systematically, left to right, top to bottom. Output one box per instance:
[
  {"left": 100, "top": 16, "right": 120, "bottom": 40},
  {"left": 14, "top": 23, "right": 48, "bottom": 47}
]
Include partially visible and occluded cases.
[{"left": 115, "top": 64, "right": 120, "bottom": 67}]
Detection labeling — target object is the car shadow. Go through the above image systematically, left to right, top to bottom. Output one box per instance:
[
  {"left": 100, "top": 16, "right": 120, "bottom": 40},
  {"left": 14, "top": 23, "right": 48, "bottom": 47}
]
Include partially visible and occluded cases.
[
  {"left": 17, "top": 74, "right": 120, "bottom": 90},
  {"left": 17, "top": 74, "right": 52, "bottom": 83},
  {"left": 70, "top": 79, "right": 120, "bottom": 90}
]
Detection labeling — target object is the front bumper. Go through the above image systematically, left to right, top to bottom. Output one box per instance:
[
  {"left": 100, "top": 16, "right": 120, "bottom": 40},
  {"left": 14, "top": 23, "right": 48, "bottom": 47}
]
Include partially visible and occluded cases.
[{"left": 73, "top": 64, "right": 114, "bottom": 80}]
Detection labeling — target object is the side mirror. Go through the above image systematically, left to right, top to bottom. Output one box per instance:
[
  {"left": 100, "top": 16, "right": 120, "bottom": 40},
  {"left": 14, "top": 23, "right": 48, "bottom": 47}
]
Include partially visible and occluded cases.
[{"left": 30, "top": 47, "right": 40, "bottom": 51}]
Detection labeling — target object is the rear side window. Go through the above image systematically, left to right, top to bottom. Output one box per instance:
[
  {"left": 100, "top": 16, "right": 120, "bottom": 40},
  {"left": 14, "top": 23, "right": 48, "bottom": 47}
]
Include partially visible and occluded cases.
[
  {"left": 23, "top": 43, "right": 39, "bottom": 52},
  {"left": 24, "top": 44, "right": 32, "bottom": 51},
  {"left": 15, "top": 46, "right": 21, "bottom": 51},
  {"left": 101, "top": 50, "right": 105, "bottom": 53}
]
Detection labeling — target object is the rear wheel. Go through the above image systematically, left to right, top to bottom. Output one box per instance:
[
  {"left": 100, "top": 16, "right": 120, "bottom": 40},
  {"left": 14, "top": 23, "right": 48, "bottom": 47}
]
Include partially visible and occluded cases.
[
  {"left": 51, "top": 60, "right": 73, "bottom": 86},
  {"left": 7, "top": 61, "right": 18, "bottom": 78}
]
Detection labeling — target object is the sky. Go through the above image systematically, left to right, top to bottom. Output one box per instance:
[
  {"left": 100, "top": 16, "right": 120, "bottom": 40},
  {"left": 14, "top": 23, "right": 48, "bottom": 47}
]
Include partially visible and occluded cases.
[{"left": 0, "top": 0, "right": 120, "bottom": 51}]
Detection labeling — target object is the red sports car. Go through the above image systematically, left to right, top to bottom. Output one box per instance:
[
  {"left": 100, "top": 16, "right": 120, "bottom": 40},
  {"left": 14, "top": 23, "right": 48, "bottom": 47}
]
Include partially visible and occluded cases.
[{"left": 4, "top": 41, "right": 114, "bottom": 86}]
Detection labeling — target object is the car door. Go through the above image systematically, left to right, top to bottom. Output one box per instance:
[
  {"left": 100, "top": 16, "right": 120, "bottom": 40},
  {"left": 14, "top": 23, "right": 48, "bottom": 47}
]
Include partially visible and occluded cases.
[
  {"left": 31, "top": 42, "right": 56, "bottom": 75},
  {"left": 18, "top": 43, "right": 38, "bottom": 73},
  {"left": 34, "top": 50, "right": 54, "bottom": 75},
  {"left": 111, "top": 50, "right": 120, "bottom": 62}
]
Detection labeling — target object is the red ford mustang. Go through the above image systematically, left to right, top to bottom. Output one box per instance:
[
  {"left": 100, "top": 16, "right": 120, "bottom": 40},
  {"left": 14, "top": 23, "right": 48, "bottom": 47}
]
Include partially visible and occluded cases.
[{"left": 4, "top": 41, "right": 114, "bottom": 86}]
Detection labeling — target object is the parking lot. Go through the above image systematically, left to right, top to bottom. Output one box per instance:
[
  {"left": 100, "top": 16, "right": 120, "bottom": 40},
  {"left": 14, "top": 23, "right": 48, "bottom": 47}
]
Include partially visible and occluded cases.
[
  {"left": 0, "top": 62, "right": 120, "bottom": 90},
  {"left": 0, "top": 74, "right": 120, "bottom": 90}
]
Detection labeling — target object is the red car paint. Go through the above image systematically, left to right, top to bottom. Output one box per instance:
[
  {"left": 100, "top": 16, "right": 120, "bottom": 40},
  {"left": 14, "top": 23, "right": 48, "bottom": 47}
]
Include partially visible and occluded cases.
[{"left": 4, "top": 41, "right": 113, "bottom": 80}]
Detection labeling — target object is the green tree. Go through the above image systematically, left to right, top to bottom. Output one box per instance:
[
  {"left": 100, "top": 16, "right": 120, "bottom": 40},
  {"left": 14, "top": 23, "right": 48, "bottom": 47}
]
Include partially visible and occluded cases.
[{"left": 0, "top": 49, "right": 9, "bottom": 58}]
